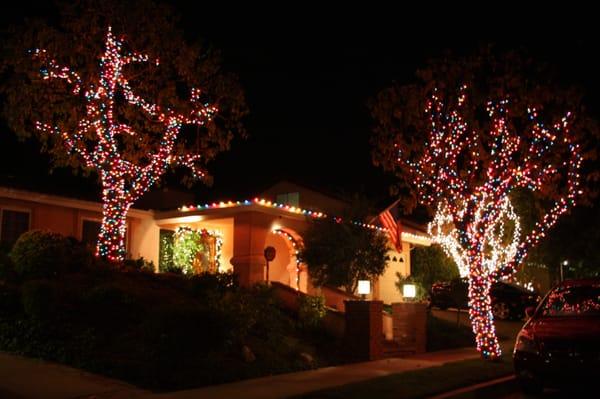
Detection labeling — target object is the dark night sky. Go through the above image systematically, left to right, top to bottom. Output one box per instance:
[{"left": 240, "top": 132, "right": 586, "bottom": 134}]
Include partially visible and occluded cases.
[{"left": 1, "top": 3, "right": 599, "bottom": 209}]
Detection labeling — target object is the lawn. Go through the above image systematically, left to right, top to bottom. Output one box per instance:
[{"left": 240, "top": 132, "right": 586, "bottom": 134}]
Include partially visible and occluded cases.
[{"left": 293, "top": 356, "right": 515, "bottom": 399}]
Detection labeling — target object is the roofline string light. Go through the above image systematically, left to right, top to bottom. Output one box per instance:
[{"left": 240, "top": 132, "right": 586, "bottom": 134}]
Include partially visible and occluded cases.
[{"left": 178, "top": 197, "right": 394, "bottom": 234}]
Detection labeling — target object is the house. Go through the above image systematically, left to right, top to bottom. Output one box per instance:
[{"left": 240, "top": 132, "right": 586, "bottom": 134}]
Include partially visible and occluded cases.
[{"left": 0, "top": 181, "right": 431, "bottom": 304}]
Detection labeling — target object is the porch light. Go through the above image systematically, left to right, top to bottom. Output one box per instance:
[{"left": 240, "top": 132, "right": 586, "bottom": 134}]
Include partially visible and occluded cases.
[
  {"left": 357, "top": 280, "right": 371, "bottom": 299},
  {"left": 403, "top": 283, "right": 416, "bottom": 299}
]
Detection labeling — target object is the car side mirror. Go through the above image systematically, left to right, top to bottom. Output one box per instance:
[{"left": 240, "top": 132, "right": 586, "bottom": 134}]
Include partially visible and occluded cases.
[{"left": 525, "top": 306, "right": 536, "bottom": 319}]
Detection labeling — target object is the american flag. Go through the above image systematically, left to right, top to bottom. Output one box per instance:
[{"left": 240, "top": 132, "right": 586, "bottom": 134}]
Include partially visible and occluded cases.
[{"left": 379, "top": 209, "right": 402, "bottom": 252}]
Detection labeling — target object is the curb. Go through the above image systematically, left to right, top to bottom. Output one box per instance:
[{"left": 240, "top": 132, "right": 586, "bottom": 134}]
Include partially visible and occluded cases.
[{"left": 427, "top": 375, "right": 517, "bottom": 399}]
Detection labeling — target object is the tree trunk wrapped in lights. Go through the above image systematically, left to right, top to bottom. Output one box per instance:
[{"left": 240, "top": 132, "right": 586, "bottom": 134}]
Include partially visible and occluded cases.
[
  {"left": 32, "top": 28, "right": 217, "bottom": 261},
  {"left": 398, "top": 86, "right": 582, "bottom": 358}
]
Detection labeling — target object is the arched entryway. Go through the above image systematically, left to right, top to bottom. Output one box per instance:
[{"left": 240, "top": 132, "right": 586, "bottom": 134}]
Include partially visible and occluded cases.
[{"left": 264, "top": 228, "right": 307, "bottom": 292}]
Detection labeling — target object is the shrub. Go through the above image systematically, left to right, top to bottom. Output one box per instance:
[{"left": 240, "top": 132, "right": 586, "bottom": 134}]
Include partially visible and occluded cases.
[
  {"left": 10, "top": 230, "right": 72, "bottom": 278},
  {"left": 65, "top": 237, "right": 95, "bottom": 272},
  {"left": 0, "top": 249, "right": 15, "bottom": 281},
  {"left": 123, "top": 257, "right": 155, "bottom": 272},
  {"left": 187, "top": 271, "right": 238, "bottom": 299},
  {"left": 21, "top": 280, "right": 56, "bottom": 320},
  {"left": 0, "top": 282, "right": 21, "bottom": 317},
  {"left": 85, "top": 284, "right": 140, "bottom": 326},
  {"left": 298, "top": 295, "right": 326, "bottom": 329},
  {"left": 142, "top": 303, "right": 234, "bottom": 377}
]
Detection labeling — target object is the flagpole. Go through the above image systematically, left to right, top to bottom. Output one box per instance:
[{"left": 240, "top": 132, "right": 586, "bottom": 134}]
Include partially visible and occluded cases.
[{"left": 368, "top": 197, "right": 403, "bottom": 224}]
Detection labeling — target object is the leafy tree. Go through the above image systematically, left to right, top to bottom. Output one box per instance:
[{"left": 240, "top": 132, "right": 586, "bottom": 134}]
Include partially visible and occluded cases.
[
  {"left": 1, "top": 0, "right": 247, "bottom": 260},
  {"left": 300, "top": 206, "right": 389, "bottom": 294},
  {"left": 406, "top": 244, "right": 459, "bottom": 290}
]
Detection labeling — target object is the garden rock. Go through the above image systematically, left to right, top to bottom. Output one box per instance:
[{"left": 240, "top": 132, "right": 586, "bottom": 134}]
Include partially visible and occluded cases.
[{"left": 242, "top": 345, "right": 255, "bottom": 363}]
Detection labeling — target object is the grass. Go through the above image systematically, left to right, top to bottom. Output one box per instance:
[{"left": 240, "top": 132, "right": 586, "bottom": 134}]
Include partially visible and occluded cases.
[
  {"left": 427, "top": 312, "right": 474, "bottom": 351},
  {"left": 293, "top": 356, "right": 514, "bottom": 399}
]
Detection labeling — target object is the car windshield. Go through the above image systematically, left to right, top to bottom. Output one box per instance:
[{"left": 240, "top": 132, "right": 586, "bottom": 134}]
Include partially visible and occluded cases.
[{"left": 541, "top": 284, "right": 600, "bottom": 317}]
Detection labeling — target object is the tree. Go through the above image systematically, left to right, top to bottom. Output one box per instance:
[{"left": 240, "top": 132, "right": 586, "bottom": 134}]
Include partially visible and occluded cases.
[
  {"left": 1, "top": 1, "right": 247, "bottom": 260},
  {"left": 370, "top": 47, "right": 598, "bottom": 212},
  {"left": 370, "top": 50, "right": 596, "bottom": 358},
  {"left": 300, "top": 218, "right": 389, "bottom": 294},
  {"left": 401, "top": 244, "right": 459, "bottom": 292}
]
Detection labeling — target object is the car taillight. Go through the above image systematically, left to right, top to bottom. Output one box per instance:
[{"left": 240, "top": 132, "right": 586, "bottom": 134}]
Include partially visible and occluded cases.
[{"left": 514, "top": 329, "right": 538, "bottom": 355}]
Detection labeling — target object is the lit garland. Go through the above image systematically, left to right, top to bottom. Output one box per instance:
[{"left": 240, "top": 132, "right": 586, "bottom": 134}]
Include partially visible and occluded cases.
[
  {"left": 32, "top": 27, "right": 217, "bottom": 261},
  {"left": 397, "top": 86, "right": 582, "bottom": 358},
  {"left": 173, "top": 226, "right": 223, "bottom": 274},
  {"left": 273, "top": 228, "right": 304, "bottom": 289}
]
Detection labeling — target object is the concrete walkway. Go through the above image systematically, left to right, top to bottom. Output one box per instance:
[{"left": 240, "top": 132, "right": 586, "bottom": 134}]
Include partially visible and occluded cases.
[
  {"left": 0, "top": 347, "right": 482, "bottom": 399},
  {"left": 0, "top": 352, "right": 146, "bottom": 399}
]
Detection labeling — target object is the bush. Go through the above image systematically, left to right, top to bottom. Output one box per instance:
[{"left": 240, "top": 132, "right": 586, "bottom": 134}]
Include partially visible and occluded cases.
[
  {"left": 10, "top": 230, "right": 72, "bottom": 278},
  {"left": 65, "top": 237, "right": 95, "bottom": 272},
  {"left": 0, "top": 249, "right": 15, "bottom": 281},
  {"left": 123, "top": 257, "right": 155, "bottom": 272},
  {"left": 187, "top": 271, "right": 238, "bottom": 299},
  {"left": 21, "top": 280, "right": 56, "bottom": 320},
  {"left": 0, "top": 282, "right": 21, "bottom": 317},
  {"left": 85, "top": 284, "right": 140, "bottom": 326},
  {"left": 298, "top": 295, "right": 326, "bottom": 329},
  {"left": 142, "top": 303, "right": 234, "bottom": 378}
]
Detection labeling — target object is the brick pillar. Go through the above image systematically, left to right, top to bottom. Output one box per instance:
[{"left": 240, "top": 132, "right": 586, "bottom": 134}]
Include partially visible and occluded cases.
[
  {"left": 344, "top": 300, "right": 383, "bottom": 361},
  {"left": 391, "top": 302, "right": 427, "bottom": 353}
]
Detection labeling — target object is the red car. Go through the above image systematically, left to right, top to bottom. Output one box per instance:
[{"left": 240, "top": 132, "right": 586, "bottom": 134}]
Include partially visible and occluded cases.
[{"left": 513, "top": 278, "right": 600, "bottom": 393}]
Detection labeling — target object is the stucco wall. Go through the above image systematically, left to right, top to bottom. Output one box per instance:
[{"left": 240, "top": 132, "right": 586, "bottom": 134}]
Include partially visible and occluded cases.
[
  {"left": 0, "top": 193, "right": 156, "bottom": 264},
  {"left": 128, "top": 217, "right": 160, "bottom": 266},
  {"left": 377, "top": 241, "right": 412, "bottom": 304}
]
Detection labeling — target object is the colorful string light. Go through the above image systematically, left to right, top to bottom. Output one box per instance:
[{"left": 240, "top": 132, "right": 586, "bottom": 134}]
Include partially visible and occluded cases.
[
  {"left": 33, "top": 27, "right": 217, "bottom": 261},
  {"left": 397, "top": 86, "right": 582, "bottom": 358},
  {"left": 179, "top": 197, "right": 396, "bottom": 234},
  {"left": 173, "top": 226, "right": 223, "bottom": 274},
  {"left": 273, "top": 229, "right": 304, "bottom": 289}
]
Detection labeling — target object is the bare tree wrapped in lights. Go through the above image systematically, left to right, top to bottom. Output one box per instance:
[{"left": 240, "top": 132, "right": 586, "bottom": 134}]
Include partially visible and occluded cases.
[
  {"left": 32, "top": 28, "right": 217, "bottom": 261},
  {"left": 398, "top": 86, "right": 582, "bottom": 358}
]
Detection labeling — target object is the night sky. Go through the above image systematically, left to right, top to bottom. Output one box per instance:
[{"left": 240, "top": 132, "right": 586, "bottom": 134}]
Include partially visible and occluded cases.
[{"left": 1, "top": 3, "right": 598, "bottom": 210}]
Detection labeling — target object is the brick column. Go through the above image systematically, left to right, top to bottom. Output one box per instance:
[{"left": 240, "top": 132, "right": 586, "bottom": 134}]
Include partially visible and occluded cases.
[
  {"left": 344, "top": 300, "right": 383, "bottom": 361},
  {"left": 391, "top": 302, "right": 427, "bottom": 353}
]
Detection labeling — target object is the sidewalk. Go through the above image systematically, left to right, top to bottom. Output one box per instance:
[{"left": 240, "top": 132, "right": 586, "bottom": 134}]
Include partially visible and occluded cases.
[
  {"left": 0, "top": 346, "right": 483, "bottom": 399},
  {"left": 149, "top": 347, "right": 482, "bottom": 399},
  {"left": 0, "top": 352, "right": 146, "bottom": 399}
]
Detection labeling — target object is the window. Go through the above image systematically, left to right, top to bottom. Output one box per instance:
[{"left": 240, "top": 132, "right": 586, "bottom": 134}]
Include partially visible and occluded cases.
[
  {"left": 276, "top": 192, "right": 300, "bottom": 207},
  {"left": 0, "top": 209, "right": 30, "bottom": 245},
  {"left": 81, "top": 220, "right": 101, "bottom": 248}
]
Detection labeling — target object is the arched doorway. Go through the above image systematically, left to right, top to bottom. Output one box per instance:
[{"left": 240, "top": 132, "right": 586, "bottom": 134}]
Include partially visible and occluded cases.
[{"left": 264, "top": 228, "right": 307, "bottom": 292}]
